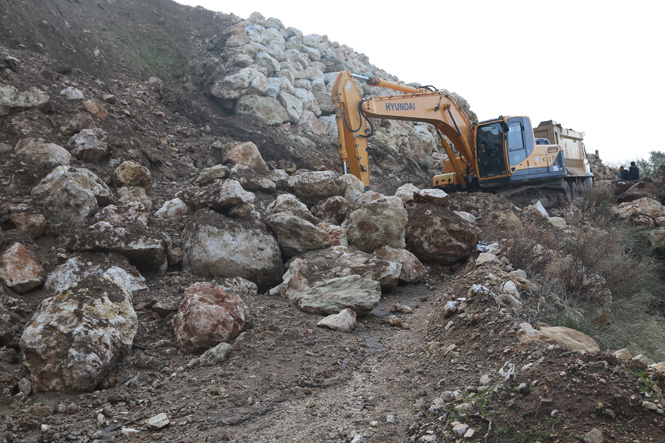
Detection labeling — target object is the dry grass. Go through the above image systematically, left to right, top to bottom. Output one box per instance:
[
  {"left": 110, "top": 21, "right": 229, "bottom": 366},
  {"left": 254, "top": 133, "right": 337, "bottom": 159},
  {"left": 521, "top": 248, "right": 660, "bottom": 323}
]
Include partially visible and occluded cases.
[{"left": 499, "top": 189, "right": 665, "bottom": 359}]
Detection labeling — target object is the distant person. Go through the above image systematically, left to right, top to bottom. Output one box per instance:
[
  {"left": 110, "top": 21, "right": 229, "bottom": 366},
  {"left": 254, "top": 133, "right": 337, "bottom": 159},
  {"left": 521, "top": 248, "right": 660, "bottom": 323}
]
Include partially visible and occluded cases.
[
  {"left": 629, "top": 161, "right": 640, "bottom": 180},
  {"left": 619, "top": 166, "right": 630, "bottom": 181}
]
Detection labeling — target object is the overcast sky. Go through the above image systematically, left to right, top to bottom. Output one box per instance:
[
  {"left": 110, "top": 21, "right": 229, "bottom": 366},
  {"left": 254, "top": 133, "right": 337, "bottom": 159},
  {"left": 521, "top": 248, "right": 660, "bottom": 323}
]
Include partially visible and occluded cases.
[{"left": 176, "top": 0, "right": 664, "bottom": 165}]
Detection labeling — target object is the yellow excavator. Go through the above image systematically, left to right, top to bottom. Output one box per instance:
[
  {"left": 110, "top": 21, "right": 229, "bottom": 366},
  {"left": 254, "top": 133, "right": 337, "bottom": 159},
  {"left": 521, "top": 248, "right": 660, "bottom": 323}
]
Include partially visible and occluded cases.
[{"left": 332, "top": 70, "right": 593, "bottom": 196}]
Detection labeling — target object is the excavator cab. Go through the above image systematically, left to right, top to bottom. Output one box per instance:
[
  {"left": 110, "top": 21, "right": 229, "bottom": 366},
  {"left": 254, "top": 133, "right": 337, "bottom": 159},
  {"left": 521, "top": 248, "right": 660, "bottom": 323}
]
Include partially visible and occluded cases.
[
  {"left": 474, "top": 116, "right": 566, "bottom": 188},
  {"left": 476, "top": 121, "right": 508, "bottom": 179}
]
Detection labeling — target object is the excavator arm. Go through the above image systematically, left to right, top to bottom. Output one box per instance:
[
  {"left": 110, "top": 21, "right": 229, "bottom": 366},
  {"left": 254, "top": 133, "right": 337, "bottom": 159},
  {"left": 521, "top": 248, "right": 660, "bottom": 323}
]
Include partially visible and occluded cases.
[{"left": 332, "top": 70, "right": 476, "bottom": 188}]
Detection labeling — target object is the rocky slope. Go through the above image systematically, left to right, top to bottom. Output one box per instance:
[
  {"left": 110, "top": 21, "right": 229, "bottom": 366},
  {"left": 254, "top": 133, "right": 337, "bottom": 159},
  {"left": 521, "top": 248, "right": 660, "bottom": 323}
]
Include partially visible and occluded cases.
[{"left": 2, "top": 1, "right": 665, "bottom": 442}]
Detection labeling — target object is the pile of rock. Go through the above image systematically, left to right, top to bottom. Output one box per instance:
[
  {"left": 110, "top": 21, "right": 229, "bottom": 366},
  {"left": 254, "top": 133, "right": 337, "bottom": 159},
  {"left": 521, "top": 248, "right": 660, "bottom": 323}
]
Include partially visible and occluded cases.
[
  {"left": 204, "top": 12, "right": 443, "bottom": 165},
  {"left": 1, "top": 124, "right": 483, "bottom": 392}
]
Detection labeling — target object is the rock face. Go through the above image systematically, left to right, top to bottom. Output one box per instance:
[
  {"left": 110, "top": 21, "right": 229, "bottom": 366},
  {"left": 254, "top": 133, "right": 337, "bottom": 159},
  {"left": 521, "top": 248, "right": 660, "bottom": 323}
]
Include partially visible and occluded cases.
[
  {"left": 346, "top": 200, "right": 408, "bottom": 253},
  {"left": 405, "top": 202, "right": 480, "bottom": 265},
  {"left": 182, "top": 210, "right": 283, "bottom": 290},
  {"left": 0, "top": 243, "right": 45, "bottom": 293},
  {"left": 20, "top": 256, "right": 142, "bottom": 392},
  {"left": 173, "top": 282, "right": 246, "bottom": 354}
]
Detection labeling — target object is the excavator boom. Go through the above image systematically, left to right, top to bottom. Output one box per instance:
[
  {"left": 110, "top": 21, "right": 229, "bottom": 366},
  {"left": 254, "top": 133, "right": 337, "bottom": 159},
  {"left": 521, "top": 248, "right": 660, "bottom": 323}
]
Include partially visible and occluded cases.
[{"left": 332, "top": 70, "right": 476, "bottom": 188}]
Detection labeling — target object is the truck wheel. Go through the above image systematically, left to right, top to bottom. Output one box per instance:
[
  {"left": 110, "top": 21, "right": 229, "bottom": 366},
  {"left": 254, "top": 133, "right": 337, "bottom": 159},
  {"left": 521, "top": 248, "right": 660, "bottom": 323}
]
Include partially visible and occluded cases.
[
  {"left": 562, "top": 181, "right": 572, "bottom": 201},
  {"left": 571, "top": 181, "right": 580, "bottom": 199}
]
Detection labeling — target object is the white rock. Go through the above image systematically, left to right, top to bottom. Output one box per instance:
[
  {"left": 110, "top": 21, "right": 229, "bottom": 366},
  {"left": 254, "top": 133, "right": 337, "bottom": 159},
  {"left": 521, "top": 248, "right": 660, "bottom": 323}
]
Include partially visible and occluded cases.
[
  {"left": 60, "top": 87, "right": 85, "bottom": 100},
  {"left": 155, "top": 198, "right": 189, "bottom": 219},
  {"left": 317, "top": 308, "right": 357, "bottom": 333},
  {"left": 145, "top": 413, "right": 170, "bottom": 430}
]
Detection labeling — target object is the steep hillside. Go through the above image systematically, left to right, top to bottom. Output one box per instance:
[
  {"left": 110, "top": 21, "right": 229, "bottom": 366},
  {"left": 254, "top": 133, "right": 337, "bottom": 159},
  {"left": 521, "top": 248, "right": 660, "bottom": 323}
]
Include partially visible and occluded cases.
[{"left": 2, "top": 1, "right": 665, "bottom": 442}]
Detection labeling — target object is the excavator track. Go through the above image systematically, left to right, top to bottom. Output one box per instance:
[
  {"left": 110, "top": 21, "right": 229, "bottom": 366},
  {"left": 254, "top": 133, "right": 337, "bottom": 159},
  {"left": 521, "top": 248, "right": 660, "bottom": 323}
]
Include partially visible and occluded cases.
[{"left": 494, "top": 182, "right": 570, "bottom": 209}]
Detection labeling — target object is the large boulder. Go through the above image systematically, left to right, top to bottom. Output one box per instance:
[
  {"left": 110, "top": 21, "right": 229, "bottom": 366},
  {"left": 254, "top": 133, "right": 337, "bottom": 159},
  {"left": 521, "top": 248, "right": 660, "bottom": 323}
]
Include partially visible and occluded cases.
[
  {"left": 211, "top": 67, "right": 270, "bottom": 100},
  {"left": 0, "top": 83, "right": 50, "bottom": 116},
  {"left": 235, "top": 95, "right": 288, "bottom": 126},
  {"left": 67, "top": 128, "right": 109, "bottom": 162},
  {"left": 15, "top": 138, "right": 71, "bottom": 170},
  {"left": 222, "top": 141, "right": 269, "bottom": 173},
  {"left": 112, "top": 161, "right": 151, "bottom": 189},
  {"left": 31, "top": 166, "right": 113, "bottom": 226},
  {"left": 287, "top": 171, "right": 346, "bottom": 206},
  {"left": 184, "top": 179, "right": 255, "bottom": 211},
  {"left": 616, "top": 179, "right": 665, "bottom": 204},
  {"left": 265, "top": 193, "right": 318, "bottom": 224},
  {"left": 311, "top": 196, "right": 356, "bottom": 225},
  {"left": 612, "top": 197, "right": 665, "bottom": 220},
  {"left": 154, "top": 198, "right": 190, "bottom": 220},
  {"left": 346, "top": 200, "right": 408, "bottom": 253},
  {"left": 90, "top": 202, "right": 149, "bottom": 227},
  {"left": 405, "top": 202, "right": 480, "bottom": 265},
  {"left": 7, "top": 205, "right": 48, "bottom": 239},
  {"left": 182, "top": 210, "right": 283, "bottom": 290},
  {"left": 266, "top": 212, "right": 328, "bottom": 257},
  {"left": 68, "top": 222, "right": 168, "bottom": 273},
  {"left": 0, "top": 243, "right": 45, "bottom": 293},
  {"left": 279, "top": 246, "right": 401, "bottom": 296},
  {"left": 373, "top": 246, "right": 427, "bottom": 283},
  {"left": 20, "top": 256, "right": 143, "bottom": 392},
  {"left": 286, "top": 274, "right": 380, "bottom": 316},
  {"left": 173, "top": 282, "right": 246, "bottom": 354},
  {"left": 517, "top": 323, "right": 600, "bottom": 352}
]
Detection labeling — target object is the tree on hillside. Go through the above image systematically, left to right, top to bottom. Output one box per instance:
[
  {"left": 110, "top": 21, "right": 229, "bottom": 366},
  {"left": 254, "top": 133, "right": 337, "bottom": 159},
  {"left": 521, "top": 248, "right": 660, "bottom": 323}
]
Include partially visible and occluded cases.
[{"left": 635, "top": 151, "right": 665, "bottom": 178}]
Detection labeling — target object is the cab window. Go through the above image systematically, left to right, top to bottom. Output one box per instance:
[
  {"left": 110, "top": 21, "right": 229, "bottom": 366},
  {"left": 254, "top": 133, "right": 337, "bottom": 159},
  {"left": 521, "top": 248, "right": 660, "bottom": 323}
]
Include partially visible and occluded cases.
[{"left": 506, "top": 117, "right": 534, "bottom": 166}]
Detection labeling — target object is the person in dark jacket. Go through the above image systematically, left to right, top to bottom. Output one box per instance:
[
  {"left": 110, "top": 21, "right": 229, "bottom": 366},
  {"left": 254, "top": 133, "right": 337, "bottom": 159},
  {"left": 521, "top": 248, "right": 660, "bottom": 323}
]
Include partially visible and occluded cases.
[
  {"left": 629, "top": 161, "right": 640, "bottom": 180},
  {"left": 619, "top": 166, "right": 630, "bottom": 181}
]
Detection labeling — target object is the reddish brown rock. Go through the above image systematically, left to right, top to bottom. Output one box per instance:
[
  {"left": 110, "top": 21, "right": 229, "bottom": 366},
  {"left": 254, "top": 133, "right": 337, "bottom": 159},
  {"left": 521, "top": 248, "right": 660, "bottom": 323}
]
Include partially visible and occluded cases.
[
  {"left": 81, "top": 99, "right": 109, "bottom": 120},
  {"left": 222, "top": 141, "right": 269, "bottom": 173},
  {"left": 112, "top": 161, "right": 152, "bottom": 189},
  {"left": 10, "top": 209, "right": 47, "bottom": 239},
  {"left": 0, "top": 243, "right": 45, "bottom": 293},
  {"left": 173, "top": 282, "right": 246, "bottom": 354}
]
